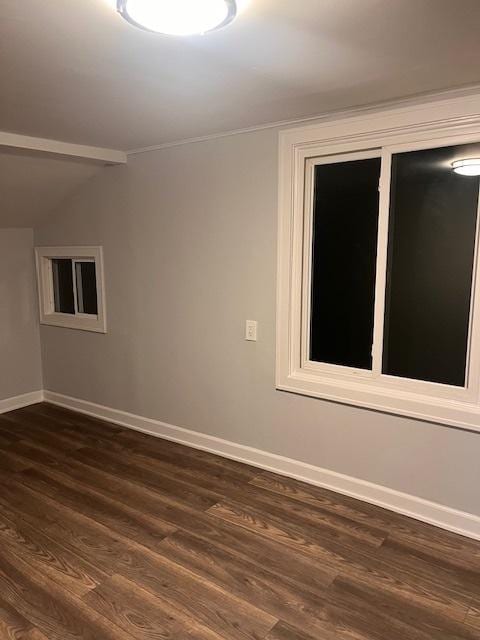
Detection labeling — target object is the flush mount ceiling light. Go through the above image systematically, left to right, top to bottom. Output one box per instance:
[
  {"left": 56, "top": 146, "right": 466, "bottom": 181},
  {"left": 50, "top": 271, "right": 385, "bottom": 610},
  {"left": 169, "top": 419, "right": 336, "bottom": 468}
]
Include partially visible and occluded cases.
[
  {"left": 116, "top": 0, "right": 237, "bottom": 35},
  {"left": 452, "top": 159, "right": 480, "bottom": 176}
]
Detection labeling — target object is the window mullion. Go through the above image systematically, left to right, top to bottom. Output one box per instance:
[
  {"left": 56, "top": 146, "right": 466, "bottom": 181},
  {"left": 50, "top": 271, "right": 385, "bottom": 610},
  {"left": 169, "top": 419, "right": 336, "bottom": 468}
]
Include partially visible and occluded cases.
[
  {"left": 371, "top": 148, "right": 392, "bottom": 378},
  {"left": 49, "top": 258, "right": 58, "bottom": 314}
]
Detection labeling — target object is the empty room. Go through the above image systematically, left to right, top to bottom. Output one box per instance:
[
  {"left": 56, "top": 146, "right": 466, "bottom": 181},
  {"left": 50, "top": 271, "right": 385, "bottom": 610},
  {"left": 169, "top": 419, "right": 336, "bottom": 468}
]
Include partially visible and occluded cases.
[{"left": 1, "top": 0, "right": 480, "bottom": 638}]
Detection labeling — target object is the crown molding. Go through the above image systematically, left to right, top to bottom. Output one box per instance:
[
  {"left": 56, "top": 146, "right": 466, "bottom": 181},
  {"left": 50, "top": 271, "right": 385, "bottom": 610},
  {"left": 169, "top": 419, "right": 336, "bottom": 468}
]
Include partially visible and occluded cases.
[{"left": 127, "top": 83, "right": 480, "bottom": 156}]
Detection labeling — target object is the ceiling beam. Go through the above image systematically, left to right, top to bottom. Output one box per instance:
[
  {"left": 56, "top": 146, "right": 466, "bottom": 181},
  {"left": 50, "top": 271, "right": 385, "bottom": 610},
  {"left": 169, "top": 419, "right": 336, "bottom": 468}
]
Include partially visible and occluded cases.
[{"left": 0, "top": 131, "right": 127, "bottom": 165}]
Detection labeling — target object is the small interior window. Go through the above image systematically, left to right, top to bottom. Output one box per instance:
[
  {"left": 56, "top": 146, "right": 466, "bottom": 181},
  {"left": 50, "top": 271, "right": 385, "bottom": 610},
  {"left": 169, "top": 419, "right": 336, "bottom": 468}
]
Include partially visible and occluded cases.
[{"left": 35, "top": 246, "right": 106, "bottom": 333}]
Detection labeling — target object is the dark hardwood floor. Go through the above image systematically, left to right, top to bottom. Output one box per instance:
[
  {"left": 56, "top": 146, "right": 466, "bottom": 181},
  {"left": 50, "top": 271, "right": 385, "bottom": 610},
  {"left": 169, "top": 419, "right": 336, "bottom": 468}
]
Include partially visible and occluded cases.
[{"left": 0, "top": 403, "right": 479, "bottom": 640}]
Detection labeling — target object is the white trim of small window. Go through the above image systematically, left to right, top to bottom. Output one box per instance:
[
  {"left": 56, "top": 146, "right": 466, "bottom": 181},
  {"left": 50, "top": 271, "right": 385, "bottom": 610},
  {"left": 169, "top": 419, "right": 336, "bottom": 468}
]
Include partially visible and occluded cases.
[
  {"left": 277, "top": 92, "right": 480, "bottom": 432},
  {"left": 35, "top": 246, "right": 107, "bottom": 333}
]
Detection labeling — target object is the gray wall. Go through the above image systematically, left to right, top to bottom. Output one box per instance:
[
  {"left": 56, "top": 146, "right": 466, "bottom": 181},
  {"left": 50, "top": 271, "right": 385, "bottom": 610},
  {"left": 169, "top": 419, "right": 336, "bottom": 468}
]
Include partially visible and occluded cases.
[
  {"left": 36, "top": 129, "right": 480, "bottom": 516},
  {"left": 0, "top": 228, "right": 43, "bottom": 401}
]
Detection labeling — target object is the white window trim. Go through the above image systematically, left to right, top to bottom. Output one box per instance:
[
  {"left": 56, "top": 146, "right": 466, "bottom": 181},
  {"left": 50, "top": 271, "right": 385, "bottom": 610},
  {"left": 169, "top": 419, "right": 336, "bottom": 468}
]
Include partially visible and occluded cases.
[
  {"left": 276, "top": 92, "right": 480, "bottom": 432},
  {"left": 35, "top": 246, "right": 107, "bottom": 333}
]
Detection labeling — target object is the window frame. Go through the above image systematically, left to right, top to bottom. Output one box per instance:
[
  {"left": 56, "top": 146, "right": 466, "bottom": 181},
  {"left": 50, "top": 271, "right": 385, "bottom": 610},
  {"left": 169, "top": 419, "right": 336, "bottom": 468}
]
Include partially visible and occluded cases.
[
  {"left": 276, "top": 93, "right": 480, "bottom": 431},
  {"left": 35, "top": 246, "right": 107, "bottom": 333}
]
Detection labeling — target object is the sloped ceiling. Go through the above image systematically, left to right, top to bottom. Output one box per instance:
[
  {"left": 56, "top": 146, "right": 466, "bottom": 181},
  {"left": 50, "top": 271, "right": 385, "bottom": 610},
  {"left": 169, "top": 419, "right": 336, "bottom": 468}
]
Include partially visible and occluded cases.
[{"left": 0, "top": 151, "right": 102, "bottom": 228}]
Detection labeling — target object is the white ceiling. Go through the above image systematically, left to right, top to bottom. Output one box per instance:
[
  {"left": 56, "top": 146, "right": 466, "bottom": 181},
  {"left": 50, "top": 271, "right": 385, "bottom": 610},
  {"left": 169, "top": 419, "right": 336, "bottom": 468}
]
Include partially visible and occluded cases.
[
  {"left": 1, "top": 0, "right": 480, "bottom": 151},
  {"left": 1, "top": 0, "right": 480, "bottom": 228}
]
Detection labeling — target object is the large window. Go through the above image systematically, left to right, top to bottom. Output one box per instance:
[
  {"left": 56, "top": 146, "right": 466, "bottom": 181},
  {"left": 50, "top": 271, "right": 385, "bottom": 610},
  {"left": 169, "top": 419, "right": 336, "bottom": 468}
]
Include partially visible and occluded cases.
[
  {"left": 277, "top": 97, "right": 480, "bottom": 430},
  {"left": 308, "top": 144, "right": 480, "bottom": 389},
  {"left": 35, "top": 247, "right": 106, "bottom": 333}
]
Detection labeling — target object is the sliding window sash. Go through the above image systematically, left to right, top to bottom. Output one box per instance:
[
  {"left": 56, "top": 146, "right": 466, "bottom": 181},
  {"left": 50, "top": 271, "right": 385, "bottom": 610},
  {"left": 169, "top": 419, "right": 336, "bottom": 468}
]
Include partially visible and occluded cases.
[
  {"left": 374, "top": 141, "right": 480, "bottom": 403},
  {"left": 301, "top": 150, "right": 381, "bottom": 380}
]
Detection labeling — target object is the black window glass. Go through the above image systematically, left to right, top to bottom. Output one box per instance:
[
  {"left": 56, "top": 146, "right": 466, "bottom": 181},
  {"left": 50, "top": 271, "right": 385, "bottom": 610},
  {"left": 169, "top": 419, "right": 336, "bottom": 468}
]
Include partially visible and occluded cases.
[
  {"left": 383, "top": 145, "right": 480, "bottom": 386},
  {"left": 310, "top": 157, "right": 381, "bottom": 369},
  {"left": 52, "top": 259, "right": 75, "bottom": 314},
  {"left": 75, "top": 261, "right": 98, "bottom": 315}
]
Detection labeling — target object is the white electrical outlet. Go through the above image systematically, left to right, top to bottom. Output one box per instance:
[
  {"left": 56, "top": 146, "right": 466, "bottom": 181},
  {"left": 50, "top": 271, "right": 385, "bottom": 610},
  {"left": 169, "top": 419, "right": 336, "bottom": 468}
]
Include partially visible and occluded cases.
[{"left": 245, "top": 320, "right": 258, "bottom": 341}]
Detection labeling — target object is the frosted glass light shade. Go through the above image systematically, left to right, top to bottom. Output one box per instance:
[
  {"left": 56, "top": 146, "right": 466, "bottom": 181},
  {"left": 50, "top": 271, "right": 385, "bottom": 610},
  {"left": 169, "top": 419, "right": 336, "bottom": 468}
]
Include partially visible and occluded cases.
[{"left": 117, "top": 0, "right": 237, "bottom": 35}]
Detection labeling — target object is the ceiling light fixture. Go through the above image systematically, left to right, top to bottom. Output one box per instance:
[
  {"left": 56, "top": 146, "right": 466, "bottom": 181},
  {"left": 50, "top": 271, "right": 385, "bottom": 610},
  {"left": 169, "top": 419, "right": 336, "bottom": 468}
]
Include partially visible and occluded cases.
[
  {"left": 116, "top": 0, "right": 238, "bottom": 35},
  {"left": 452, "top": 159, "right": 480, "bottom": 177}
]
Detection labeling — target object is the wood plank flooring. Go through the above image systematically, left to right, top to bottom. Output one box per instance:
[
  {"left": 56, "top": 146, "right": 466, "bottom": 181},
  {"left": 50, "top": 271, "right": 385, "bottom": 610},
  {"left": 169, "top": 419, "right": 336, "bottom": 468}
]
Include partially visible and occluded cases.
[{"left": 0, "top": 402, "right": 479, "bottom": 640}]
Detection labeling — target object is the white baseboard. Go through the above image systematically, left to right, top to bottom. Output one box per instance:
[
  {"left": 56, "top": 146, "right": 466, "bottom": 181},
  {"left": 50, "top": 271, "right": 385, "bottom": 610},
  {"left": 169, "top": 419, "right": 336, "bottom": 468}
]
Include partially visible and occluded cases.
[
  {"left": 0, "top": 390, "right": 44, "bottom": 414},
  {"left": 43, "top": 390, "right": 480, "bottom": 541}
]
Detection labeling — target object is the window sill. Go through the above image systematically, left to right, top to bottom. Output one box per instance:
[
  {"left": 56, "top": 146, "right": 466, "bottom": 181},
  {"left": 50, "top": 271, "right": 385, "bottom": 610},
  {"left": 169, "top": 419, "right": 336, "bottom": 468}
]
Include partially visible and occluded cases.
[{"left": 40, "top": 313, "right": 106, "bottom": 333}]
